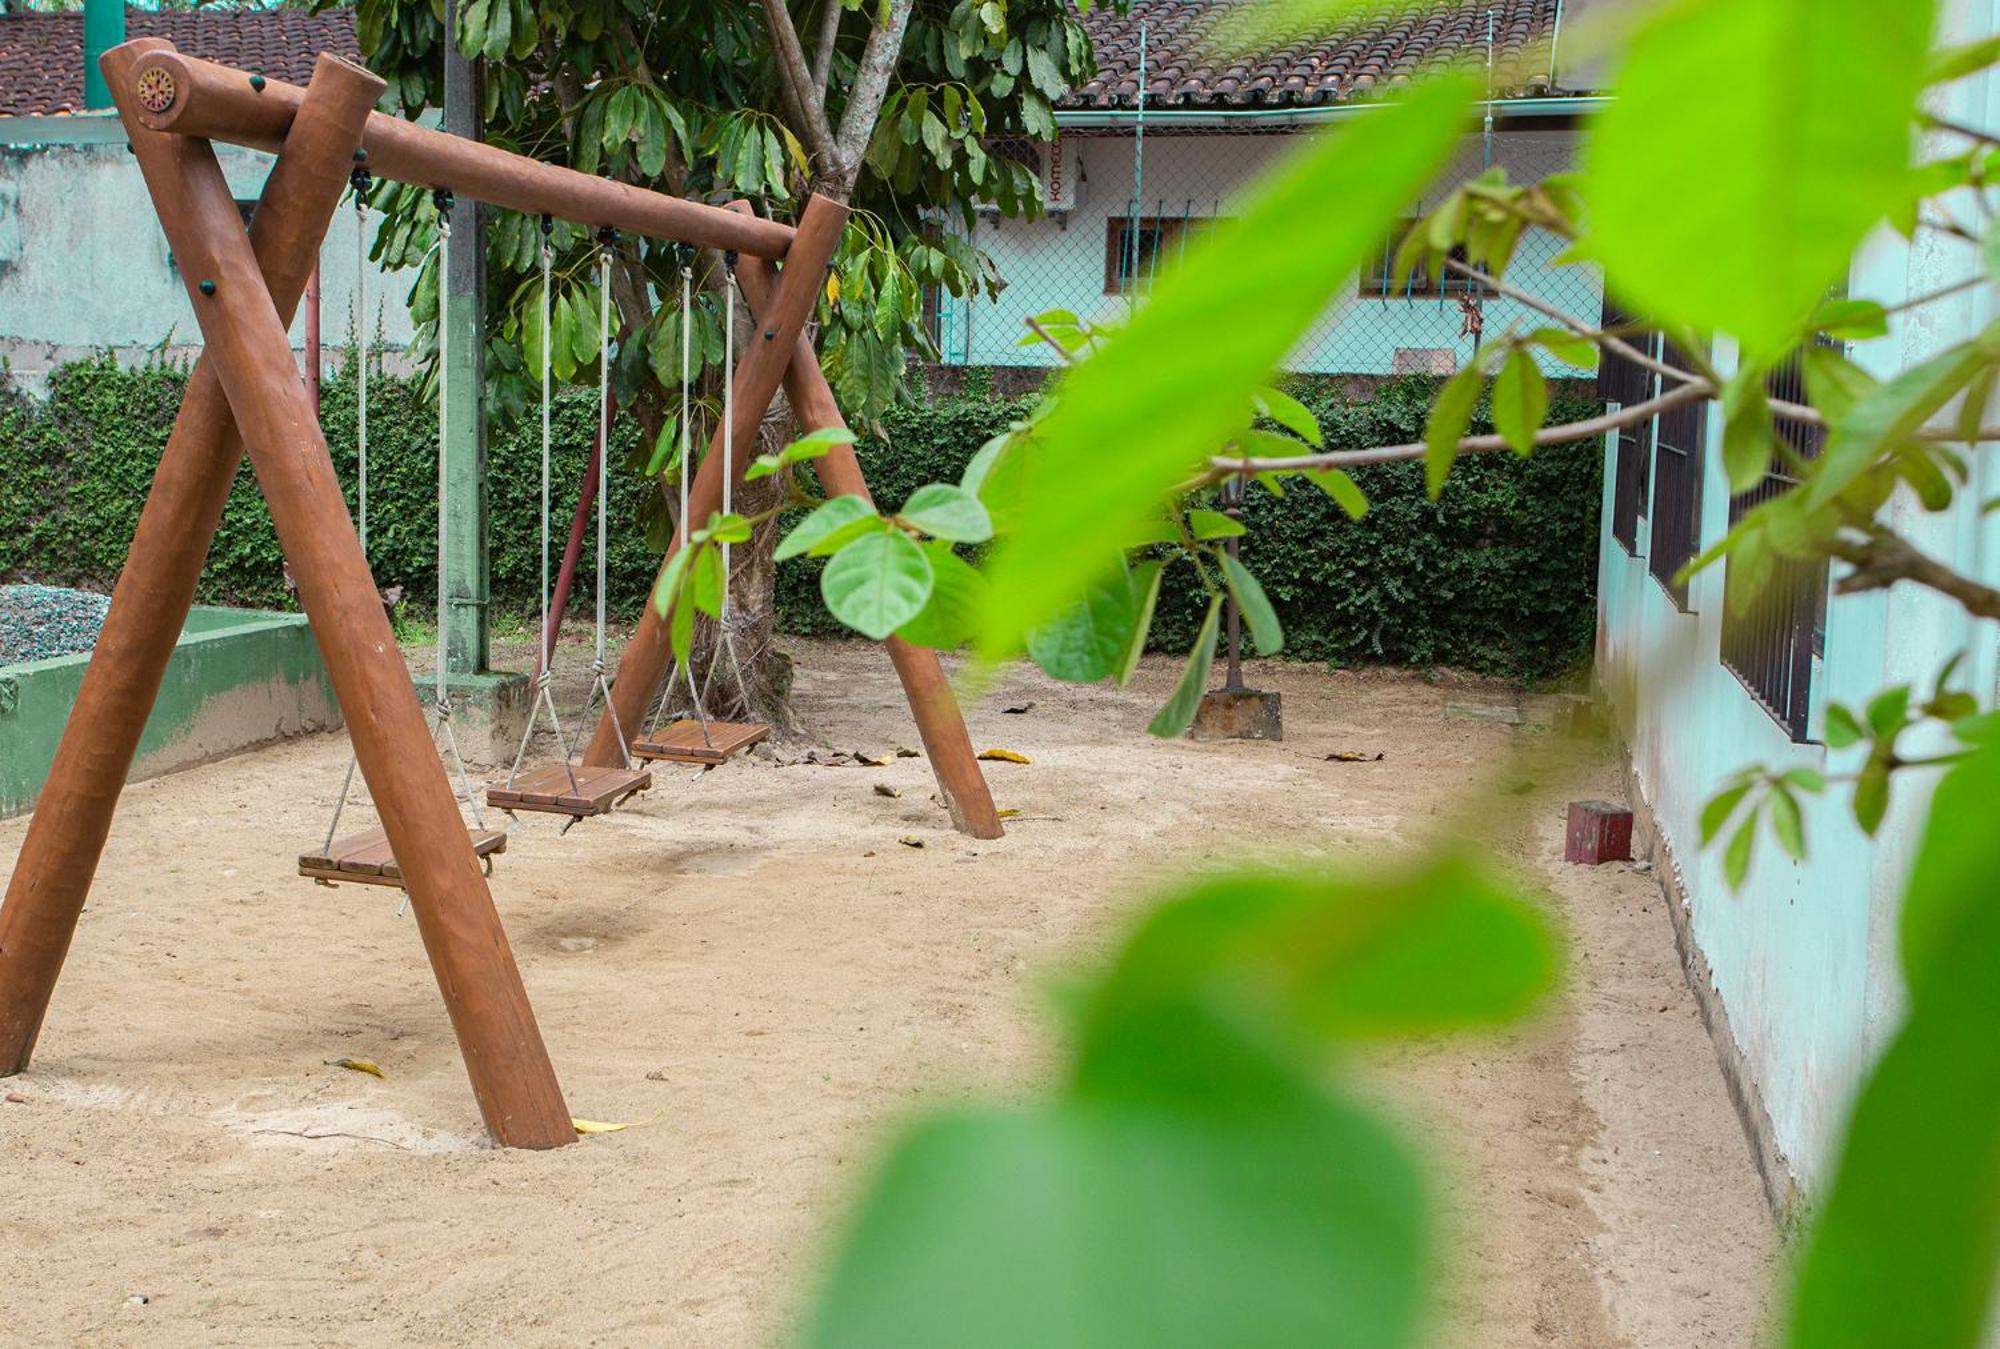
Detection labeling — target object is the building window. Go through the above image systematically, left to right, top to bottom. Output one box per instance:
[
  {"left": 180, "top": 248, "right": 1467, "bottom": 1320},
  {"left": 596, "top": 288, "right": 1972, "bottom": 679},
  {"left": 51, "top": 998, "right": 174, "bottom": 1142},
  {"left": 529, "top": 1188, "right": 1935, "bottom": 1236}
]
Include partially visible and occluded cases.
[
  {"left": 1105, "top": 216, "right": 1204, "bottom": 293},
  {"left": 1358, "top": 219, "right": 1486, "bottom": 298},
  {"left": 1599, "top": 298, "right": 1657, "bottom": 556},
  {"left": 1646, "top": 337, "right": 1706, "bottom": 611},
  {"left": 1719, "top": 341, "right": 1835, "bottom": 740}
]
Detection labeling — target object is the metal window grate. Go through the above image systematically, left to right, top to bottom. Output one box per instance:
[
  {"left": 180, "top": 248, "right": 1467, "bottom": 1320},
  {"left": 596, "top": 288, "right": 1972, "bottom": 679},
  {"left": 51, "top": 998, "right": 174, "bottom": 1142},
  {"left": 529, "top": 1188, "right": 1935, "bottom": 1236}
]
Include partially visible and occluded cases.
[
  {"left": 1600, "top": 298, "right": 1655, "bottom": 555},
  {"left": 1646, "top": 338, "right": 1705, "bottom": 610},
  {"left": 1719, "top": 341, "right": 1835, "bottom": 740}
]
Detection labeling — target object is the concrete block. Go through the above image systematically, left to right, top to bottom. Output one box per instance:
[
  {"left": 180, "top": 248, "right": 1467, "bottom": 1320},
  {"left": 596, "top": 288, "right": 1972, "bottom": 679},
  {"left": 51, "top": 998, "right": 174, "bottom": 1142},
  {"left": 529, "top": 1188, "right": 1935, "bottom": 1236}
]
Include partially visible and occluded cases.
[
  {"left": 416, "top": 671, "right": 531, "bottom": 768},
  {"left": 1189, "top": 688, "right": 1283, "bottom": 741}
]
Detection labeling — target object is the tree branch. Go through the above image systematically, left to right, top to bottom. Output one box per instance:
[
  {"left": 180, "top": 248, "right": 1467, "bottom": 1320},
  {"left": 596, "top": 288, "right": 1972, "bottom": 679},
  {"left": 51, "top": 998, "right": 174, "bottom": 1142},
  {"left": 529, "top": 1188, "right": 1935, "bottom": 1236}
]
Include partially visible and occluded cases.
[
  {"left": 761, "top": 0, "right": 842, "bottom": 183},
  {"left": 812, "top": 0, "right": 842, "bottom": 103},
  {"left": 830, "top": 0, "right": 915, "bottom": 193},
  {"left": 1199, "top": 380, "right": 1712, "bottom": 481},
  {"left": 1828, "top": 527, "right": 2000, "bottom": 621}
]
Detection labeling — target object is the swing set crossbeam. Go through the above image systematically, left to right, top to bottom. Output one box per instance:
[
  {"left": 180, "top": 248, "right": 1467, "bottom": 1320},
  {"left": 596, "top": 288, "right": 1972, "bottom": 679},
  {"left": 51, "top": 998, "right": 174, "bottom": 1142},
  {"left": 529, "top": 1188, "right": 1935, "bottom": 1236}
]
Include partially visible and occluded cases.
[{"left": 125, "top": 48, "right": 797, "bottom": 260}]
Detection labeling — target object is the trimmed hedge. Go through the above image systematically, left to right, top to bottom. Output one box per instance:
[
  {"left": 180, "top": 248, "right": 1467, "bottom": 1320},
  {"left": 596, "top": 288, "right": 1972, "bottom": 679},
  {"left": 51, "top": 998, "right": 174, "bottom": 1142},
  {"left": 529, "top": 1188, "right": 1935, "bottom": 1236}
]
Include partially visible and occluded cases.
[{"left": 0, "top": 359, "right": 1601, "bottom": 682}]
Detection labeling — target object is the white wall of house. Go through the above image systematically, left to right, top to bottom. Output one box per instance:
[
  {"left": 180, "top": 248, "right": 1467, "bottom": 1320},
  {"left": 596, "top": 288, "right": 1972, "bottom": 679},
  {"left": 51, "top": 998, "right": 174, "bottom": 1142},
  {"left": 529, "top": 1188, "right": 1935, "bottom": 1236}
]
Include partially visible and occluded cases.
[
  {"left": 1593, "top": 0, "right": 2000, "bottom": 1197},
  {"left": 0, "top": 116, "right": 415, "bottom": 393},
  {"left": 939, "top": 123, "right": 1596, "bottom": 375}
]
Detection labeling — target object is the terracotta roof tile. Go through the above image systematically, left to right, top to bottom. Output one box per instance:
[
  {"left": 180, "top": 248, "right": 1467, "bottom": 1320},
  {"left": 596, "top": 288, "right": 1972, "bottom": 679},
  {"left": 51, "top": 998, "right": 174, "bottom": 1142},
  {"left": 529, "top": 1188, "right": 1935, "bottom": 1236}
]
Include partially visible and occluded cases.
[
  {"left": 1067, "top": 0, "right": 1579, "bottom": 109},
  {"left": 0, "top": 8, "right": 358, "bottom": 117}
]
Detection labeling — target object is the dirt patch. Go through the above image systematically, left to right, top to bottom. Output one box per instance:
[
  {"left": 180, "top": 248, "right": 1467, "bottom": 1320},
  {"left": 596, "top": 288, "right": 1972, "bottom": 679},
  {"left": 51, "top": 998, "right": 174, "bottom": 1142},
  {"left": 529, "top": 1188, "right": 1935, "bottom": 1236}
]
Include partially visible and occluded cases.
[{"left": 0, "top": 636, "right": 1775, "bottom": 1345}]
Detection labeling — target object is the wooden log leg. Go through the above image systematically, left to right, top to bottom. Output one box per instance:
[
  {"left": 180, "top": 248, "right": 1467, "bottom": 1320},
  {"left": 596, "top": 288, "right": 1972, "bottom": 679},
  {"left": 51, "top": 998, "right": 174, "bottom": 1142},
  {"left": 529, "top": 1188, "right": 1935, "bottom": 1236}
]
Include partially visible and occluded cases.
[
  {"left": 0, "top": 41, "right": 380, "bottom": 1072},
  {"left": 106, "top": 47, "right": 573, "bottom": 1148},
  {"left": 584, "top": 194, "right": 851, "bottom": 767},
  {"left": 734, "top": 257, "right": 1004, "bottom": 841}
]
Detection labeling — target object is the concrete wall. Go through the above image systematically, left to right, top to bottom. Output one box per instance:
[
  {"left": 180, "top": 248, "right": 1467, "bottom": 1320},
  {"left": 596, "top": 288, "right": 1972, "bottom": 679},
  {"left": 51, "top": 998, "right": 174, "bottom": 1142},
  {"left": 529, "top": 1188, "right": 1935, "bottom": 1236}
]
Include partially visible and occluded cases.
[
  {"left": 1593, "top": 1, "right": 2000, "bottom": 1194},
  {"left": 0, "top": 114, "right": 415, "bottom": 393},
  {"left": 938, "top": 125, "right": 1597, "bottom": 375},
  {"left": 0, "top": 606, "right": 339, "bottom": 819}
]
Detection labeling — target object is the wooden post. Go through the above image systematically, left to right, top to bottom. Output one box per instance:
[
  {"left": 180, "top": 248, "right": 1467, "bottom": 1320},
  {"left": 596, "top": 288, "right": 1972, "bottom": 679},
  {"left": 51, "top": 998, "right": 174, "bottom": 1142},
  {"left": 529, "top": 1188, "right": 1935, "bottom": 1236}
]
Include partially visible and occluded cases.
[
  {"left": 1, "top": 41, "right": 372, "bottom": 1073},
  {"left": 102, "top": 45, "right": 574, "bottom": 1148},
  {"left": 583, "top": 194, "right": 851, "bottom": 767},
  {"left": 735, "top": 257, "right": 1004, "bottom": 840}
]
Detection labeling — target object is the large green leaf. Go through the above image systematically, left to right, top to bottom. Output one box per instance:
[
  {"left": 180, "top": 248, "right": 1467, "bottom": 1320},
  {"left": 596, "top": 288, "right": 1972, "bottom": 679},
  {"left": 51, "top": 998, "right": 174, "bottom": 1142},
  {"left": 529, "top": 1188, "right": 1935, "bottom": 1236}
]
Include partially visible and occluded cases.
[
  {"left": 1585, "top": 0, "right": 1936, "bottom": 356},
  {"left": 977, "top": 77, "right": 1474, "bottom": 656},
  {"left": 898, "top": 482, "right": 994, "bottom": 544},
  {"left": 777, "top": 495, "right": 878, "bottom": 561},
  {"left": 821, "top": 530, "right": 935, "bottom": 640},
  {"left": 895, "top": 542, "right": 989, "bottom": 651},
  {"left": 1220, "top": 552, "right": 1282, "bottom": 655},
  {"left": 1028, "top": 564, "right": 1142, "bottom": 682},
  {"left": 1147, "top": 597, "right": 1222, "bottom": 738},
  {"left": 1789, "top": 744, "right": 2000, "bottom": 1347},
  {"left": 806, "top": 1010, "right": 1428, "bottom": 1349}
]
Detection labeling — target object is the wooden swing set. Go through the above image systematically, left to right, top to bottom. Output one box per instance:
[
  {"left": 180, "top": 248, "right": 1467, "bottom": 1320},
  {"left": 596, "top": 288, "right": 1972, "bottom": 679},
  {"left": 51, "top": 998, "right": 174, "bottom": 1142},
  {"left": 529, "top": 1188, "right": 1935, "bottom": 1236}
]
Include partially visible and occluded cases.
[{"left": 0, "top": 41, "right": 1000, "bottom": 1149}]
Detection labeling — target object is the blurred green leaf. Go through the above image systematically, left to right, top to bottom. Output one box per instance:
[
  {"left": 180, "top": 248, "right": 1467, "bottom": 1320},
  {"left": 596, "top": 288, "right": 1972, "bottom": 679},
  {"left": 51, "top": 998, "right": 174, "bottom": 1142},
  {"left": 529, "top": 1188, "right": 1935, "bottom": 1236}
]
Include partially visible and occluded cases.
[
  {"left": 1585, "top": 0, "right": 1936, "bottom": 355},
  {"left": 977, "top": 77, "right": 1474, "bottom": 657},
  {"left": 1490, "top": 347, "right": 1548, "bottom": 457},
  {"left": 1424, "top": 361, "right": 1484, "bottom": 498},
  {"left": 899, "top": 483, "right": 994, "bottom": 544},
  {"left": 777, "top": 495, "right": 878, "bottom": 562},
  {"left": 895, "top": 542, "right": 990, "bottom": 652},
  {"left": 1221, "top": 552, "right": 1283, "bottom": 655},
  {"left": 1028, "top": 565, "right": 1142, "bottom": 682},
  {"left": 1148, "top": 597, "right": 1221, "bottom": 738}
]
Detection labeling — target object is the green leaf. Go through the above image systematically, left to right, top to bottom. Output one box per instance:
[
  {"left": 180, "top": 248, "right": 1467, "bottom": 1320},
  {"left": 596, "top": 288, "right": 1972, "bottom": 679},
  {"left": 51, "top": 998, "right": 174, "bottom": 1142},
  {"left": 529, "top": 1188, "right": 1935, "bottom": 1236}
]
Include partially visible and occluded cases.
[
  {"left": 1584, "top": 0, "right": 1937, "bottom": 356},
  {"left": 1925, "top": 31, "right": 2000, "bottom": 84},
  {"left": 977, "top": 76, "right": 1475, "bottom": 657},
  {"left": 1812, "top": 298, "right": 1891, "bottom": 341},
  {"left": 1807, "top": 323, "right": 2000, "bottom": 509},
  {"left": 1527, "top": 326, "right": 1599, "bottom": 369},
  {"left": 1490, "top": 347, "right": 1548, "bottom": 456},
  {"left": 1424, "top": 360, "right": 1484, "bottom": 498},
  {"left": 1721, "top": 368, "right": 1777, "bottom": 494},
  {"left": 1252, "top": 386, "right": 1322, "bottom": 446},
  {"left": 644, "top": 417, "right": 680, "bottom": 478},
  {"left": 787, "top": 425, "right": 859, "bottom": 460},
  {"left": 1305, "top": 468, "right": 1369, "bottom": 520},
  {"left": 899, "top": 483, "right": 994, "bottom": 544},
  {"left": 777, "top": 495, "right": 878, "bottom": 561},
  {"left": 1186, "top": 509, "right": 1245, "bottom": 540},
  {"left": 821, "top": 530, "right": 935, "bottom": 640},
  {"left": 649, "top": 540, "right": 694, "bottom": 618},
  {"left": 691, "top": 541, "right": 724, "bottom": 617},
  {"left": 894, "top": 542, "right": 989, "bottom": 651},
  {"left": 1220, "top": 552, "right": 1282, "bottom": 655},
  {"left": 1116, "top": 561, "right": 1165, "bottom": 686},
  {"left": 1027, "top": 565, "right": 1141, "bottom": 683},
  {"left": 1147, "top": 597, "right": 1222, "bottom": 738},
  {"left": 1865, "top": 685, "right": 1912, "bottom": 738},
  {"left": 1823, "top": 702, "right": 1864, "bottom": 749},
  {"left": 1789, "top": 740, "right": 2000, "bottom": 1348},
  {"left": 1852, "top": 759, "right": 1891, "bottom": 835},
  {"left": 1700, "top": 782, "right": 1754, "bottom": 845},
  {"left": 1767, "top": 784, "right": 1805, "bottom": 862},
  {"left": 1723, "top": 810, "right": 1758, "bottom": 889},
  {"left": 1077, "top": 853, "right": 1560, "bottom": 1046},
  {"left": 805, "top": 1048, "right": 1426, "bottom": 1349}
]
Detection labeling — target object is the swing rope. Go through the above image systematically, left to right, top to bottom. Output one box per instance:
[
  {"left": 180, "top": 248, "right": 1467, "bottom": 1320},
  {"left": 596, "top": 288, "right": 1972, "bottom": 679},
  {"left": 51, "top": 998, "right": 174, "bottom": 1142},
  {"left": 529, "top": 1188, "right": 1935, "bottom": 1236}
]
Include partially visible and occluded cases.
[
  {"left": 429, "top": 190, "right": 488, "bottom": 836},
  {"left": 501, "top": 214, "right": 581, "bottom": 804},
  {"left": 569, "top": 226, "right": 636, "bottom": 771},
  {"left": 644, "top": 250, "right": 715, "bottom": 742},
  {"left": 696, "top": 256, "right": 753, "bottom": 736}
]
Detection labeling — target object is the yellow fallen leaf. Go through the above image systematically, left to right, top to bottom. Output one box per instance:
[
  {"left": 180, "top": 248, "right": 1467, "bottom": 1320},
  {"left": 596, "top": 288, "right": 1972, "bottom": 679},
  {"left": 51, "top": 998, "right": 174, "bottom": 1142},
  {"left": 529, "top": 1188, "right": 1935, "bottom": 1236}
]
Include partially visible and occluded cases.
[
  {"left": 978, "top": 748, "right": 1032, "bottom": 764},
  {"left": 855, "top": 751, "right": 890, "bottom": 767},
  {"left": 873, "top": 783, "right": 902, "bottom": 798},
  {"left": 996, "top": 808, "right": 1022, "bottom": 819},
  {"left": 898, "top": 835, "right": 926, "bottom": 848},
  {"left": 325, "top": 1057, "right": 385, "bottom": 1078},
  {"left": 572, "top": 1114, "right": 661, "bottom": 1135}
]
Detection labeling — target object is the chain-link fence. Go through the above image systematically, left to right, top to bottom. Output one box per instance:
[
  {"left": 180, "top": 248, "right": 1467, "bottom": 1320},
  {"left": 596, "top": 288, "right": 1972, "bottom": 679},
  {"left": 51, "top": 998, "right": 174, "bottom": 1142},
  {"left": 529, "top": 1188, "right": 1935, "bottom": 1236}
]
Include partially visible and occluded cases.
[{"left": 935, "top": 122, "right": 1598, "bottom": 378}]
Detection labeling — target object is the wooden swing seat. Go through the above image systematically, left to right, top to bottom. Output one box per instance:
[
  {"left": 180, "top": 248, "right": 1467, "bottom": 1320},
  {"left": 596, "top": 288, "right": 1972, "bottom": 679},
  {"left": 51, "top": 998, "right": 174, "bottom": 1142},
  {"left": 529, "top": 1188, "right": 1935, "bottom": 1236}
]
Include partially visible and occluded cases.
[
  {"left": 631, "top": 719, "right": 770, "bottom": 765},
  {"left": 486, "top": 763, "right": 652, "bottom": 817},
  {"left": 298, "top": 826, "right": 508, "bottom": 889}
]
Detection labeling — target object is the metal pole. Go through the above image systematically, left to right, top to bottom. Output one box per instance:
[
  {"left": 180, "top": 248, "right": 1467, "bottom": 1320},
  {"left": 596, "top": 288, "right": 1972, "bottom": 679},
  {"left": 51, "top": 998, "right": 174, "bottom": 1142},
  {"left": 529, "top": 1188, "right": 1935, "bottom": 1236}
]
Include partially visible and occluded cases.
[
  {"left": 440, "top": 3, "right": 489, "bottom": 683},
  {"left": 1223, "top": 477, "right": 1245, "bottom": 693}
]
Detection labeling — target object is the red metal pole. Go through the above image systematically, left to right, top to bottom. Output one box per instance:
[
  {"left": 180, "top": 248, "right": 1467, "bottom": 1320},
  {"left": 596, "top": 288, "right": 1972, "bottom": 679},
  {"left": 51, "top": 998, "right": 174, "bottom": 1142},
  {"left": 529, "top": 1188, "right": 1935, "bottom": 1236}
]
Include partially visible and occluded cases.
[{"left": 539, "top": 390, "right": 609, "bottom": 679}]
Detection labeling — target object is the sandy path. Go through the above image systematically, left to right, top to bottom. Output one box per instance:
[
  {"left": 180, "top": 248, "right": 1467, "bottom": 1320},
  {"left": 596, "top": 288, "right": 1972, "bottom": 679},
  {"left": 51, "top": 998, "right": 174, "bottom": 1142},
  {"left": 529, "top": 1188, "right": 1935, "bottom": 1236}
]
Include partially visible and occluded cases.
[{"left": 0, "top": 637, "right": 1775, "bottom": 1346}]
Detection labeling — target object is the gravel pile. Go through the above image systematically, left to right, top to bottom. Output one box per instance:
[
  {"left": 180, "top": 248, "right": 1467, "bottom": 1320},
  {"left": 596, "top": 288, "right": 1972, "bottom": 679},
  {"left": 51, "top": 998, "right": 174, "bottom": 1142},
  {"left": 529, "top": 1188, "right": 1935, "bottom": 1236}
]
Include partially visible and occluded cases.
[{"left": 0, "top": 584, "right": 114, "bottom": 666}]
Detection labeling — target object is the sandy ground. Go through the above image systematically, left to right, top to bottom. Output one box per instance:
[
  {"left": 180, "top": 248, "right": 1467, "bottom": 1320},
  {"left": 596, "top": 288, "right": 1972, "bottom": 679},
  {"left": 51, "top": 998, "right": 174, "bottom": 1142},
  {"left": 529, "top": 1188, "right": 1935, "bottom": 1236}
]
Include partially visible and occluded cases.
[{"left": 0, "top": 634, "right": 1777, "bottom": 1346}]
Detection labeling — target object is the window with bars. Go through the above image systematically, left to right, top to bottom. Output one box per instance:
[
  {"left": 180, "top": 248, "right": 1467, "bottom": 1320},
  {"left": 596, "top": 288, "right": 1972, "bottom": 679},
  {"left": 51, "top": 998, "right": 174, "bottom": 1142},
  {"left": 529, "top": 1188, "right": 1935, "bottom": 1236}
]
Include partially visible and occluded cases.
[
  {"left": 1104, "top": 216, "right": 1210, "bottom": 293},
  {"left": 1358, "top": 219, "right": 1487, "bottom": 298},
  {"left": 1599, "top": 299, "right": 1656, "bottom": 555},
  {"left": 1647, "top": 337, "right": 1706, "bottom": 610},
  {"left": 1719, "top": 341, "right": 1835, "bottom": 740}
]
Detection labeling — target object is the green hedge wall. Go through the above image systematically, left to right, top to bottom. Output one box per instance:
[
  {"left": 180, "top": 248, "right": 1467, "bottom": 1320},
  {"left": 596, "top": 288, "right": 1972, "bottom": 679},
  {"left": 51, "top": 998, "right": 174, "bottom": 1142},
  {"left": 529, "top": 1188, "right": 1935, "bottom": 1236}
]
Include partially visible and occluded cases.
[{"left": 0, "top": 360, "right": 1601, "bottom": 681}]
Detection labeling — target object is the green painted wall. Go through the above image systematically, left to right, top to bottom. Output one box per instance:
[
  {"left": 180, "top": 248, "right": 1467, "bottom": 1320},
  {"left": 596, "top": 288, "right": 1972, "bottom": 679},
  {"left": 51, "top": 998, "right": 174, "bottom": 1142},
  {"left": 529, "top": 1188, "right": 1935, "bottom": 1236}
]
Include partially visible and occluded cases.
[{"left": 0, "top": 607, "right": 339, "bottom": 819}]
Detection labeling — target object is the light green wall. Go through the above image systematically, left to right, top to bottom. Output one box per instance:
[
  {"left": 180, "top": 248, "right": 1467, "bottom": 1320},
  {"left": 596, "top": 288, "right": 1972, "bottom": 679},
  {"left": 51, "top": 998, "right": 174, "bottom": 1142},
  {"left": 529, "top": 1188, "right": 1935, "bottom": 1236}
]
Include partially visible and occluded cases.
[{"left": 0, "top": 608, "right": 339, "bottom": 819}]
